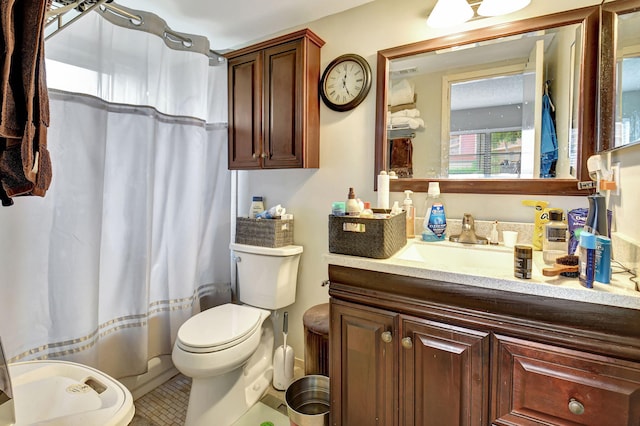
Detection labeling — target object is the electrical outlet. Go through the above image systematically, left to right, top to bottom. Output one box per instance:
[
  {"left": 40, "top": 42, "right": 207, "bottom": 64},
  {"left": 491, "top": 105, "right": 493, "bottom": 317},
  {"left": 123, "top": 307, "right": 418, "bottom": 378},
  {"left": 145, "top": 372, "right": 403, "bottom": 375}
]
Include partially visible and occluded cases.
[{"left": 611, "top": 162, "right": 621, "bottom": 196}]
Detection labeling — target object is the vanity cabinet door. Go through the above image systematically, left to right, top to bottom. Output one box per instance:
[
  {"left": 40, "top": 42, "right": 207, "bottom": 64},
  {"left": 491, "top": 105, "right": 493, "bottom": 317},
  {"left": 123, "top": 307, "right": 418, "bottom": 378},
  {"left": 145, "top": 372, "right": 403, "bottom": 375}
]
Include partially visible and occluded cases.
[
  {"left": 330, "top": 300, "right": 396, "bottom": 426},
  {"left": 399, "top": 316, "right": 490, "bottom": 426},
  {"left": 492, "top": 333, "right": 640, "bottom": 425}
]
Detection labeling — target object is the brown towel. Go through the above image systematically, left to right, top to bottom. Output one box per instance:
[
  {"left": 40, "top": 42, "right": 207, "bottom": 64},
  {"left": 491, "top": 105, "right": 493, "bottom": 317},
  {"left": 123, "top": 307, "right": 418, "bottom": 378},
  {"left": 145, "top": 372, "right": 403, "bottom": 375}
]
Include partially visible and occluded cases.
[
  {"left": 0, "top": 0, "right": 52, "bottom": 203},
  {"left": 390, "top": 138, "right": 413, "bottom": 178}
]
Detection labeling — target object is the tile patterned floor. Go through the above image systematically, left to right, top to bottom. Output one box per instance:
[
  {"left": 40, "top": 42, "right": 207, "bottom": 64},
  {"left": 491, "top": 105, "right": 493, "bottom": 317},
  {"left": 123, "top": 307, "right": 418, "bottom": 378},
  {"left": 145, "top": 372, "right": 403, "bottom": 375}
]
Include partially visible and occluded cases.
[
  {"left": 130, "top": 373, "right": 292, "bottom": 426},
  {"left": 130, "top": 374, "right": 191, "bottom": 426}
]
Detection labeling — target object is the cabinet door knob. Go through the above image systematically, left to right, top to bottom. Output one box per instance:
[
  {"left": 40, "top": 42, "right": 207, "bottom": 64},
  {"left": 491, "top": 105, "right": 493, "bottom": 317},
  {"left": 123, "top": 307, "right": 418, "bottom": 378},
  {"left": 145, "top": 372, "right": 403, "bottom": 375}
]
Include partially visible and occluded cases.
[
  {"left": 261, "top": 152, "right": 268, "bottom": 158},
  {"left": 252, "top": 153, "right": 258, "bottom": 159},
  {"left": 381, "top": 331, "right": 392, "bottom": 343},
  {"left": 401, "top": 337, "right": 413, "bottom": 349},
  {"left": 568, "top": 398, "right": 585, "bottom": 415}
]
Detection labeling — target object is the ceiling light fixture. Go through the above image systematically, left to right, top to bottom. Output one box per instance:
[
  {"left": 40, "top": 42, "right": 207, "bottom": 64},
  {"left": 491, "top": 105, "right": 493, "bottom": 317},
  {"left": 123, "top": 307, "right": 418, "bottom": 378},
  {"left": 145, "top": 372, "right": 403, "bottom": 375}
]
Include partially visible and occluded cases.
[
  {"left": 426, "top": 0, "right": 474, "bottom": 29},
  {"left": 427, "top": 0, "right": 531, "bottom": 28}
]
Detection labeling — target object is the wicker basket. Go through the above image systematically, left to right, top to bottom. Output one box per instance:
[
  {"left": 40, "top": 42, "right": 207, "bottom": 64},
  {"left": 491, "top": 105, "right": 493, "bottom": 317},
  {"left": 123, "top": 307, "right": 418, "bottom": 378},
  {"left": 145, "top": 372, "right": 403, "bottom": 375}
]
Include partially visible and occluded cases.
[
  {"left": 328, "top": 213, "right": 406, "bottom": 259},
  {"left": 236, "top": 217, "right": 294, "bottom": 247}
]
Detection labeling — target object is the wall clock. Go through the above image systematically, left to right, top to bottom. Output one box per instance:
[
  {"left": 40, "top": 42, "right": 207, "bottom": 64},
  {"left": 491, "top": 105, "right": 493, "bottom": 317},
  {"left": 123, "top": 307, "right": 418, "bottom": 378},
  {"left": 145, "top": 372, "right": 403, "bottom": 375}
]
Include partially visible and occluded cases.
[{"left": 320, "top": 54, "right": 372, "bottom": 112}]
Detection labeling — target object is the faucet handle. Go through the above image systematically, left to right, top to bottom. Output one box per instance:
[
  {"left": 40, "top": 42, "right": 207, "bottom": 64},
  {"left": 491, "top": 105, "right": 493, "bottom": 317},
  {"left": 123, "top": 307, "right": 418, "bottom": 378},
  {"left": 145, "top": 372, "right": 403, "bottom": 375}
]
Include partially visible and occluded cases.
[{"left": 462, "top": 213, "right": 474, "bottom": 230}]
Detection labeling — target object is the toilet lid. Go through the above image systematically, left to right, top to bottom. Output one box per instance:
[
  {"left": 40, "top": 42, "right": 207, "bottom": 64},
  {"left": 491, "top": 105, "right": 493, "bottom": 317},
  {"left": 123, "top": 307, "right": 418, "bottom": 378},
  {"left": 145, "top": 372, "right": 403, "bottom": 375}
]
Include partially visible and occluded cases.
[{"left": 176, "top": 304, "right": 263, "bottom": 353}]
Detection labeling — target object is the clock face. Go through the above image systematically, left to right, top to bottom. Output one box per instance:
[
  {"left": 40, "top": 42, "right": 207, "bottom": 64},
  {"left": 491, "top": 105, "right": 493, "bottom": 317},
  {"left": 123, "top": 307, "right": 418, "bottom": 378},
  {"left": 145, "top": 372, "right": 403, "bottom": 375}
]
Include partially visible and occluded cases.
[{"left": 320, "top": 54, "right": 372, "bottom": 112}]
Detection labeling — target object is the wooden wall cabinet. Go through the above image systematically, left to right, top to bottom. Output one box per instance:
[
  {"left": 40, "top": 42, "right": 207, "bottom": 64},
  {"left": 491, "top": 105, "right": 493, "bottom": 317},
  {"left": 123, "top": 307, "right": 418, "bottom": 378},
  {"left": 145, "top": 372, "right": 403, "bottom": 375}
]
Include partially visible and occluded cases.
[
  {"left": 225, "top": 29, "right": 324, "bottom": 170},
  {"left": 328, "top": 265, "right": 640, "bottom": 426}
]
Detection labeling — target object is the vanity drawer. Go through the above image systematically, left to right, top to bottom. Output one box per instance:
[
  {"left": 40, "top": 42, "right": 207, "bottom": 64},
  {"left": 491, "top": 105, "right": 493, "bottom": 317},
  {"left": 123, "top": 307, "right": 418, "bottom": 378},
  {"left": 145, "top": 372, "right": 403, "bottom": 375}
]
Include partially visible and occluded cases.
[{"left": 492, "top": 334, "right": 640, "bottom": 426}]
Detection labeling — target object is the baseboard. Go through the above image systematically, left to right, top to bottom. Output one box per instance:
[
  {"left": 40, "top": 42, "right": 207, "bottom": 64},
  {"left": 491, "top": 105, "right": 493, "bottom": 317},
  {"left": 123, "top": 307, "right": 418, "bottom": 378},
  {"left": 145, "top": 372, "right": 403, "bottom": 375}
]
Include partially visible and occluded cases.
[{"left": 119, "top": 355, "right": 179, "bottom": 400}]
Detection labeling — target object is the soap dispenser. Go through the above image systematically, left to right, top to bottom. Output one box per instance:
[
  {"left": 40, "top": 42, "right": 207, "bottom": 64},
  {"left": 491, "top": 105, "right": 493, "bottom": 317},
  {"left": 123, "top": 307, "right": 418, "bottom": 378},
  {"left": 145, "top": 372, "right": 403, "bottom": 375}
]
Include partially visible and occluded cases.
[{"left": 403, "top": 190, "right": 415, "bottom": 238}]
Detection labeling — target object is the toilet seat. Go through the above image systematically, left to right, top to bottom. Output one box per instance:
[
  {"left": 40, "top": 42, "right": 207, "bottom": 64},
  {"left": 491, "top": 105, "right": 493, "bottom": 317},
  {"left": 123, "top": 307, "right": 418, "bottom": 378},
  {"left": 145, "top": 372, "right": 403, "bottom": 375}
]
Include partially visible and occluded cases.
[{"left": 176, "top": 304, "right": 263, "bottom": 353}]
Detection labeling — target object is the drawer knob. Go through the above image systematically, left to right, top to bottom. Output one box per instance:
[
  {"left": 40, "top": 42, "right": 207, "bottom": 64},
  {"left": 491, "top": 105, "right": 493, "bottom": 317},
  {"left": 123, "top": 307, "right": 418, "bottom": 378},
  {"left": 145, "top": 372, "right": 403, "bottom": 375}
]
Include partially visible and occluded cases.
[
  {"left": 381, "top": 331, "right": 392, "bottom": 343},
  {"left": 401, "top": 337, "right": 413, "bottom": 349},
  {"left": 568, "top": 399, "right": 585, "bottom": 415}
]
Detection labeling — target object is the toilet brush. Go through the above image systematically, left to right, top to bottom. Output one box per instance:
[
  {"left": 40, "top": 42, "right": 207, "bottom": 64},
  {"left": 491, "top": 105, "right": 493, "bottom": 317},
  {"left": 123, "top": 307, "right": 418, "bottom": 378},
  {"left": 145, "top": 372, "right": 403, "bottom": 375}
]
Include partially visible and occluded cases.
[{"left": 273, "top": 311, "right": 295, "bottom": 390}]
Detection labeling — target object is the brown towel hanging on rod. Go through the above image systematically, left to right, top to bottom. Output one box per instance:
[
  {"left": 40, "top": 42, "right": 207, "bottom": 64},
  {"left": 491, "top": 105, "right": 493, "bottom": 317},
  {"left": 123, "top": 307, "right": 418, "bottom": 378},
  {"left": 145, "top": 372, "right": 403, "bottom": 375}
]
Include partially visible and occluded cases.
[
  {"left": 0, "top": 0, "right": 52, "bottom": 206},
  {"left": 389, "top": 138, "right": 413, "bottom": 178}
]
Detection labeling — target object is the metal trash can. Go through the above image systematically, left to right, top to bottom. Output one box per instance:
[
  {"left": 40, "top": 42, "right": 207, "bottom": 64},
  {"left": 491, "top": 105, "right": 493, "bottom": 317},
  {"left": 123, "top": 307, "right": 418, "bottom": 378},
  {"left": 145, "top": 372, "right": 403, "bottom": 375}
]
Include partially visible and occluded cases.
[
  {"left": 303, "top": 303, "right": 329, "bottom": 376},
  {"left": 285, "top": 375, "right": 330, "bottom": 426}
]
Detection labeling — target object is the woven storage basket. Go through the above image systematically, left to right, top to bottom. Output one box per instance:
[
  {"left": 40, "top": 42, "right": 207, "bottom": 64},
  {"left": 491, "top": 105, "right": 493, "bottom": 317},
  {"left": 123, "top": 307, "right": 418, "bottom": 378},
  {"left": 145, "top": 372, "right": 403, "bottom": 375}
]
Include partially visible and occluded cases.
[
  {"left": 328, "top": 213, "right": 406, "bottom": 259},
  {"left": 236, "top": 217, "right": 294, "bottom": 248}
]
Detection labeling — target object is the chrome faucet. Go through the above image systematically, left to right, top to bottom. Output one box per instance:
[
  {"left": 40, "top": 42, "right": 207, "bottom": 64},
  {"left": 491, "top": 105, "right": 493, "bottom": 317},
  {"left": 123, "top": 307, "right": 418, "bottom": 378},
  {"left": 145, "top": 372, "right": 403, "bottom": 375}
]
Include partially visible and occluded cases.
[{"left": 449, "top": 213, "right": 488, "bottom": 245}]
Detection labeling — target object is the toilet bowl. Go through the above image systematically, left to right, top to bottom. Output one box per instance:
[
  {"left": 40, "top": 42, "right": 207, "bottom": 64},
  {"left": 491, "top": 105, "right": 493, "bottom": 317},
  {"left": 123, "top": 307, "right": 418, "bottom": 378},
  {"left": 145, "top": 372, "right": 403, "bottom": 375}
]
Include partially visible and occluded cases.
[
  {"left": 172, "top": 243, "right": 303, "bottom": 426},
  {"left": 173, "top": 304, "right": 274, "bottom": 426},
  {"left": 6, "top": 360, "right": 134, "bottom": 426}
]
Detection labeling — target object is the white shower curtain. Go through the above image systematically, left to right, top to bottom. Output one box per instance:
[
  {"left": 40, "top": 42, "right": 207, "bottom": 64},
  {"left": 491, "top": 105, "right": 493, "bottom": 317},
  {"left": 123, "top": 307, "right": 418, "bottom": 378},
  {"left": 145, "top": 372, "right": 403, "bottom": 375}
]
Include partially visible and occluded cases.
[{"left": 0, "top": 12, "right": 231, "bottom": 378}]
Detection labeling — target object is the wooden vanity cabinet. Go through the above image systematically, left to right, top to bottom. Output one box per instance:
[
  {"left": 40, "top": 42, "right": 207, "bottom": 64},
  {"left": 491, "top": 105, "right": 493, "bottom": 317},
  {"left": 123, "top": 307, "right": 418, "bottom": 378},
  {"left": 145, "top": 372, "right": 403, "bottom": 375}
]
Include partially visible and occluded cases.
[
  {"left": 225, "top": 29, "right": 324, "bottom": 170},
  {"left": 328, "top": 265, "right": 640, "bottom": 426},
  {"left": 331, "top": 299, "right": 490, "bottom": 426}
]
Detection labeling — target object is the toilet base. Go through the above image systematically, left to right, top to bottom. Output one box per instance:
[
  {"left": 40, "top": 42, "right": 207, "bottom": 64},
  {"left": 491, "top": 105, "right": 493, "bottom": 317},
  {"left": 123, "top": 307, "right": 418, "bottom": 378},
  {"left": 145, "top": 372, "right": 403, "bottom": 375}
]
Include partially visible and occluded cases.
[{"left": 183, "top": 323, "right": 275, "bottom": 426}]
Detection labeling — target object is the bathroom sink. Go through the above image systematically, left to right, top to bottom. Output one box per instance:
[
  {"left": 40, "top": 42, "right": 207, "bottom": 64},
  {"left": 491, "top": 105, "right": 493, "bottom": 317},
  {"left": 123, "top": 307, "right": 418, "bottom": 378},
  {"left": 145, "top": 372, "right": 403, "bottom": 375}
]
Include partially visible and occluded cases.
[{"left": 394, "top": 240, "right": 540, "bottom": 277}]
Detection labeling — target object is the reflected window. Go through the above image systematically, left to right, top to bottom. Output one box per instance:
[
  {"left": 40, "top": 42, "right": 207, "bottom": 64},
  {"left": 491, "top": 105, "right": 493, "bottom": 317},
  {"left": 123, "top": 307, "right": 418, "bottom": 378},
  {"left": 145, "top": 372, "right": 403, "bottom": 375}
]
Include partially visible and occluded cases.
[
  {"left": 447, "top": 72, "right": 528, "bottom": 178},
  {"left": 449, "top": 130, "right": 522, "bottom": 177}
]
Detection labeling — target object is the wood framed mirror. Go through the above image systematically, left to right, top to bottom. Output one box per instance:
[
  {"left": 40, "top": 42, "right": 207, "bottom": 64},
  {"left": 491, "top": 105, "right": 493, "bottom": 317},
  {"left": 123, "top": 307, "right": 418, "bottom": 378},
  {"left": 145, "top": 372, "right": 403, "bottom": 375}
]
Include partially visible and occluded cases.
[
  {"left": 599, "top": 0, "right": 640, "bottom": 152},
  {"left": 374, "top": 6, "right": 599, "bottom": 195}
]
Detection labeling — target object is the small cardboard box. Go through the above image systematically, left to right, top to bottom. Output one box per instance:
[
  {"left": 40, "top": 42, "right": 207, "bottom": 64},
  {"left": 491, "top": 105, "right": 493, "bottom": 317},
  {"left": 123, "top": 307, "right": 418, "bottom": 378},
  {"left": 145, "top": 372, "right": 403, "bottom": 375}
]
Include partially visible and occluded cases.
[
  {"left": 328, "top": 213, "right": 407, "bottom": 259},
  {"left": 236, "top": 217, "right": 294, "bottom": 247}
]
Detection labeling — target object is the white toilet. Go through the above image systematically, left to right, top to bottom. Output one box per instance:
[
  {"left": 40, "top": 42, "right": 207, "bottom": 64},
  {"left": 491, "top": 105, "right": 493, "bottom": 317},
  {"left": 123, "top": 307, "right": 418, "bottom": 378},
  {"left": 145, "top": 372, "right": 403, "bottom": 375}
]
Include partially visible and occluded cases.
[{"left": 172, "top": 242, "right": 303, "bottom": 426}]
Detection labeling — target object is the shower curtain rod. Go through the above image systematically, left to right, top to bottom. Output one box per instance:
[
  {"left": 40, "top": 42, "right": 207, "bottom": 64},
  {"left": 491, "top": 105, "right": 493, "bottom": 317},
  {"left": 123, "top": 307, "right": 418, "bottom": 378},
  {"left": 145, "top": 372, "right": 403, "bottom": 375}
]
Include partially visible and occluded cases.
[{"left": 46, "top": 1, "right": 225, "bottom": 66}]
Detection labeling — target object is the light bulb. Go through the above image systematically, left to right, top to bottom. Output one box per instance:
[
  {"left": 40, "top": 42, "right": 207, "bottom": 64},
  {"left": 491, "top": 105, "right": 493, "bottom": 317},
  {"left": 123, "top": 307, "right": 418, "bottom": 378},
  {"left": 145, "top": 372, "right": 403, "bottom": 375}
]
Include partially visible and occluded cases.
[{"left": 427, "top": 0, "right": 474, "bottom": 29}]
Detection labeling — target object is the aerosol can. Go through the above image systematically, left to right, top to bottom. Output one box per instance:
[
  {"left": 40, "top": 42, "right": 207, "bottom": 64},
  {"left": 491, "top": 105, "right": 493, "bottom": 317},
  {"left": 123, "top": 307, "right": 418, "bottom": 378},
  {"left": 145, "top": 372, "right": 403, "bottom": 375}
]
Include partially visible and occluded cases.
[{"left": 273, "top": 311, "right": 294, "bottom": 390}]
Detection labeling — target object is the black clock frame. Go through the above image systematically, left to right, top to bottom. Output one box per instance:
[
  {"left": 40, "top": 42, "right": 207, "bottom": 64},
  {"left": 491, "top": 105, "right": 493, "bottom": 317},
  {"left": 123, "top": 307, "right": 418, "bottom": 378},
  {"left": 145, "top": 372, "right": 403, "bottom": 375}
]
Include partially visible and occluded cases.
[{"left": 320, "top": 54, "right": 372, "bottom": 112}]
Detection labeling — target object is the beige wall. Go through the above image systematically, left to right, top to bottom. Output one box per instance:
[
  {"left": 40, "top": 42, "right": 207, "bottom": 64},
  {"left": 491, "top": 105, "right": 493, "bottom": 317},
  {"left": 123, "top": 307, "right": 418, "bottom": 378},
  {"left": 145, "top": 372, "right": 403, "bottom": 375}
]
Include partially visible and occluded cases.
[{"left": 236, "top": 0, "right": 639, "bottom": 361}]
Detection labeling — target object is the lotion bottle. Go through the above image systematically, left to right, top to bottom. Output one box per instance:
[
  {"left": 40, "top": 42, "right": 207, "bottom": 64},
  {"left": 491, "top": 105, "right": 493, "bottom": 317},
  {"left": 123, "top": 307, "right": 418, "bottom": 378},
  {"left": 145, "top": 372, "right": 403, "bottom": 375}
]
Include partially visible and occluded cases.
[
  {"left": 346, "top": 187, "right": 360, "bottom": 216},
  {"left": 403, "top": 190, "right": 415, "bottom": 238}
]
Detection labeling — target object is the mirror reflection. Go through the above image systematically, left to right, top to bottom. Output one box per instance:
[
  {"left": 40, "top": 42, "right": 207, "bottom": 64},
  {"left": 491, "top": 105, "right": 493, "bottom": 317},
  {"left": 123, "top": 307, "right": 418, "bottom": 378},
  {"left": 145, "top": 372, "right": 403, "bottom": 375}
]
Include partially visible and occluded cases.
[
  {"left": 375, "top": 7, "right": 599, "bottom": 195},
  {"left": 613, "top": 9, "right": 640, "bottom": 148},
  {"left": 386, "top": 24, "right": 581, "bottom": 180}
]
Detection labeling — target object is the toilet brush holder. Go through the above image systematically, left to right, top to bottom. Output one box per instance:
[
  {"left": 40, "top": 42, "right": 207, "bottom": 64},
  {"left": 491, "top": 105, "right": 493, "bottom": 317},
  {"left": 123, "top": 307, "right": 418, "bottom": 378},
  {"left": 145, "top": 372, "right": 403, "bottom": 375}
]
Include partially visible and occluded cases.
[{"left": 273, "top": 312, "right": 295, "bottom": 390}]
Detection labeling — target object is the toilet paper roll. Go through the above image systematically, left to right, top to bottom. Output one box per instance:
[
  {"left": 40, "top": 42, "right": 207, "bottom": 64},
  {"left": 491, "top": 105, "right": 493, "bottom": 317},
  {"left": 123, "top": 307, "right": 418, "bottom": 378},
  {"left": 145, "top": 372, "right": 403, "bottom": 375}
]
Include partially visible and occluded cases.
[{"left": 377, "top": 171, "right": 390, "bottom": 209}]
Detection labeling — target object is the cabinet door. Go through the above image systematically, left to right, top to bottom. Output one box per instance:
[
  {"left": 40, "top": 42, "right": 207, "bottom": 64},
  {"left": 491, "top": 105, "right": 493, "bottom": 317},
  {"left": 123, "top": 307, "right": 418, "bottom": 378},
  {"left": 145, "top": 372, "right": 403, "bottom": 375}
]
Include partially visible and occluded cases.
[
  {"left": 262, "top": 39, "right": 303, "bottom": 168},
  {"left": 228, "top": 51, "right": 262, "bottom": 169},
  {"left": 330, "top": 300, "right": 396, "bottom": 426},
  {"left": 400, "top": 316, "right": 490, "bottom": 426},
  {"left": 492, "top": 334, "right": 640, "bottom": 425}
]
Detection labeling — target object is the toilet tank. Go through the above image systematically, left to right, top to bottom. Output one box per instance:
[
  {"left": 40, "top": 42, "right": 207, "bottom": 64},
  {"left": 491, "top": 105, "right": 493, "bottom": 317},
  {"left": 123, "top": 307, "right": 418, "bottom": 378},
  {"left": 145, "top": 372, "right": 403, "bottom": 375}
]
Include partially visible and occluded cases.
[{"left": 230, "top": 243, "right": 303, "bottom": 310}]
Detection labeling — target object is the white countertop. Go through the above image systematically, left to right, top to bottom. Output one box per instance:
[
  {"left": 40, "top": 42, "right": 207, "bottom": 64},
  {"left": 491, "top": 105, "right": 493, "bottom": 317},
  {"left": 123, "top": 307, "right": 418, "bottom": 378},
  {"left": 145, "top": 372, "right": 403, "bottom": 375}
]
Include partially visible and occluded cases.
[{"left": 325, "top": 238, "right": 640, "bottom": 310}]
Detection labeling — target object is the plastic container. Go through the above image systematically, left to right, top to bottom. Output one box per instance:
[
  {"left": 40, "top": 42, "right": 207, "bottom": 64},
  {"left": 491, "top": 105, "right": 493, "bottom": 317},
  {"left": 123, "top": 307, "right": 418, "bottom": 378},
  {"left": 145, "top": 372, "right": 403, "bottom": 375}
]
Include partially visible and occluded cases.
[
  {"left": 422, "top": 182, "right": 446, "bottom": 242},
  {"left": 345, "top": 188, "right": 360, "bottom": 217},
  {"left": 403, "top": 190, "right": 415, "bottom": 238},
  {"left": 585, "top": 193, "right": 608, "bottom": 236},
  {"left": 249, "top": 196, "right": 264, "bottom": 218},
  {"left": 522, "top": 200, "right": 550, "bottom": 250},
  {"left": 331, "top": 202, "right": 345, "bottom": 216},
  {"left": 360, "top": 202, "right": 374, "bottom": 218},
  {"left": 543, "top": 209, "right": 568, "bottom": 264},
  {"left": 578, "top": 231, "right": 596, "bottom": 288},
  {"left": 595, "top": 235, "right": 612, "bottom": 284},
  {"left": 514, "top": 245, "right": 532, "bottom": 279}
]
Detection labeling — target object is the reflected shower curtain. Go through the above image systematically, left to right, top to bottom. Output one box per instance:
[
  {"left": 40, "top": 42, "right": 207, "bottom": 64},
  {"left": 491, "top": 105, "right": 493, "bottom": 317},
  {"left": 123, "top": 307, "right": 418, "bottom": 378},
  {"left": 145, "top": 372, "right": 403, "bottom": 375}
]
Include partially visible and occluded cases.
[{"left": 0, "top": 12, "right": 231, "bottom": 378}]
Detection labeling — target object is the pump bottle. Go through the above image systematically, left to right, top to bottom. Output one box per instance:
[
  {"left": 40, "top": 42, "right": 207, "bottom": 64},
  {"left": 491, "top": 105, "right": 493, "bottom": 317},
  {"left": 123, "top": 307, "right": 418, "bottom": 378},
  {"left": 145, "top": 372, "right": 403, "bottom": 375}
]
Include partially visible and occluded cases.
[{"left": 403, "top": 190, "right": 415, "bottom": 238}]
